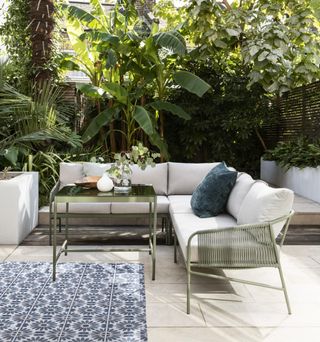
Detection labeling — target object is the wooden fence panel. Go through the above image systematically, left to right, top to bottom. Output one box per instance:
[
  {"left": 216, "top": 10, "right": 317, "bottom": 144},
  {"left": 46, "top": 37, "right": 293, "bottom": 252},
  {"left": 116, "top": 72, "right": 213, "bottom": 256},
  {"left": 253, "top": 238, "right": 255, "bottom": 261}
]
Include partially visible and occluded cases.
[{"left": 263, "top": 81, "right": 320, "bottom": 148}]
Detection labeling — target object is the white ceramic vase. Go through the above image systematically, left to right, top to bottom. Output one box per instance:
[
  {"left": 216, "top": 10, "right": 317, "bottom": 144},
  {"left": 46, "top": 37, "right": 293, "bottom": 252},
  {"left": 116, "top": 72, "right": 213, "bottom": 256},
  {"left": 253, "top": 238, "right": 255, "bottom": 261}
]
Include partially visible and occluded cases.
[{"left": 97, "top": 173, "right": 114, "bottom": 192}]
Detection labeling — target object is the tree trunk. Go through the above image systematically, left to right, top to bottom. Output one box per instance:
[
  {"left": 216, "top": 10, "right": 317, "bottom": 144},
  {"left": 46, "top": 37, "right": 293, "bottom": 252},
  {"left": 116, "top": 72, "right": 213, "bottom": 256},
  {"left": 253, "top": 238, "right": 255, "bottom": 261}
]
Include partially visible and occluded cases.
[{"left": 29, "top": 0, "right": 55, "bottom": 83}]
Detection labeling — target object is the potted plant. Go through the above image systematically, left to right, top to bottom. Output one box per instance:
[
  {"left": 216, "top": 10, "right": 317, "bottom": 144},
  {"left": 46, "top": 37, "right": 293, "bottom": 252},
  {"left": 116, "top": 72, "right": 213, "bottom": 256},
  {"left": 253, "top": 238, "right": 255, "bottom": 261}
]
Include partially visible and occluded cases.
[
  {"left": 261, "top": 138, "right": 320, "bottom": 203},
  {"left": 107, "top": 143, "right": 160, "bottom": 192}
]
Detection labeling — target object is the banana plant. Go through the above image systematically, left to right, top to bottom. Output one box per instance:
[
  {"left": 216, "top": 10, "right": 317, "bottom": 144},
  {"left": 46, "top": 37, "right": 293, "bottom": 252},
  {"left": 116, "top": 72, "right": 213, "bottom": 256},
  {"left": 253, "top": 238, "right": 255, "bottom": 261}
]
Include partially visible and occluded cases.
[{"left": 60, "top": 0, "right": 211, "bottom": 158}]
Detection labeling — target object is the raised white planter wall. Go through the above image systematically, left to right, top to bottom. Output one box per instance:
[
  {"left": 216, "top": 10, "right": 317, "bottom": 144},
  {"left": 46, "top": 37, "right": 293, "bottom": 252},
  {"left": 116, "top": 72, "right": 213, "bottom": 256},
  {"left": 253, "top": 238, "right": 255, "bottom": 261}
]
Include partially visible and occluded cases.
[
  {"left": 261, "top": 159, "right": 320, "bottom": 203},
  {"left": 0, "top": 172, "right": 38, "bottom": 244}
]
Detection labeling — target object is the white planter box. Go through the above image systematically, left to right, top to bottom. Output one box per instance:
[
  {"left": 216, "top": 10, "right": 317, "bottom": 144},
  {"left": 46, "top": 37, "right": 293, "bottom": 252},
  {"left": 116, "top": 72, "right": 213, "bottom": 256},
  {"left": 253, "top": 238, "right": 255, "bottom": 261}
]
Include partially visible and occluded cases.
[
  {"left": 261, "top": 159, "right": 320, "bottom": 203},
  {"left": 0, "top": 172, "right": 39, "bottom": 244}
]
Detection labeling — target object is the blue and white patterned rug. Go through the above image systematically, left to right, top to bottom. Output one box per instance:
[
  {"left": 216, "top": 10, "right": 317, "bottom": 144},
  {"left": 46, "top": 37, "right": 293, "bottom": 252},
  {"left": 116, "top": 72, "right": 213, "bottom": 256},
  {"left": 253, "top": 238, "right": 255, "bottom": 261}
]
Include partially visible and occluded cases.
[{"left": 0, "top": 262, "right": 147, "bottom": 342}]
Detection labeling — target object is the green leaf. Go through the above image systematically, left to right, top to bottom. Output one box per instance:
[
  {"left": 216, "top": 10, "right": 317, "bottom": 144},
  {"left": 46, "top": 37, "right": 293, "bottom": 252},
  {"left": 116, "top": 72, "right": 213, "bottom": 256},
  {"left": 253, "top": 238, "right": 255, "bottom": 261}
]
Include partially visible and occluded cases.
[
  {"left": 62, "top": 4, "right": 102, "bottom": 29},
  {"left": 226, "top": 28, "right": 240, "bottom": 37},
  {"left": 79, "top": 31, "right": 119, "bottom": 45},
  {"left": 153, "top": 31, "right": 187, "bottom": 56},
  {"left": 213, "top": 40, "right": 228, "bottom": 48},
  {"left": 249, "top": 45, "right": 259, "bottom": 57},
  {"left": 105, "top": 49, "right": 117, "bottom": 69},
  {"left": 258, "top": 51, "right": 269, "bottom": 62},
  {"left": 59, "top": 58, "right": 80, "bottom": 71},
  {"left": 173, "top": 71, "right": 211, "bottom": 97},
  {"left": 76, "top": 83, "right": 105, "bottom": 98},
  {"left": 102, "top": 83, "right": 128, "bottom": 104},
  {"left": 149, "top": 101, "right": 190, "bottom": 120},
  {"left": 133, "top": 106, "right": 154, "bottom": 135},
  {"left": 82, "top": 107, "right": 118, "bottom": 143},
  {"left": 148, "top": 131, "right": 170, "bottom": 160},
  {"left": 2, "top": 147, "right": 19, "bottom": 166}
]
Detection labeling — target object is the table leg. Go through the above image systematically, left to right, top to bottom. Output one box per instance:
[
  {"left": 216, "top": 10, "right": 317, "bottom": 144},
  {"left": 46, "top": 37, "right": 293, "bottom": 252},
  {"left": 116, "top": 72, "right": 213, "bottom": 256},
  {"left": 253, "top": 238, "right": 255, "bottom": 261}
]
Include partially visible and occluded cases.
[
  {"left": 152, "top": 196, "right": 157, "bottom": 281},
  {"left": 53, "top": 201, "right": 57, "bottom": 281},
  {"left": 65, "top": 202, "right": 69, "bottom": 256},
  {"left": 49, "top": 203, "right": 52, "bottom": 246},
  {"left": 149, "top": 203, "right": 152, "bottom": 255}
]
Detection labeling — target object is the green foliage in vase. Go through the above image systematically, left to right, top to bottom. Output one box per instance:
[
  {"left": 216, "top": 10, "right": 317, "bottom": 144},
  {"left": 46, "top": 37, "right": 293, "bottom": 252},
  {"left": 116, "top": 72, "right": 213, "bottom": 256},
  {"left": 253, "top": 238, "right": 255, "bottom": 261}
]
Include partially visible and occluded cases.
[
  {"left": 263, "top": 138, "right": 320, "bottom": 169},
  {"left": 107, "top": 142, "right": 160, "bottom": 179}
]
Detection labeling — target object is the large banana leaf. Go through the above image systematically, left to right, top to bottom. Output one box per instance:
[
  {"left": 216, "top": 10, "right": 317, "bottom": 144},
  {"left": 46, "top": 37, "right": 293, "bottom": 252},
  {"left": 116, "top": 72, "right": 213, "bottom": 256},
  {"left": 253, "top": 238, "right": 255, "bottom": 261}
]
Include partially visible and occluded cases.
[
  {"left": 90, "top": 0, "right": 109, "bottom": 28},
  {"left": 62, "top": 4, "right": 103, "bottom": 29},
  {"left": 64, "top": 17, "right": 95, "bottom": 77},
  {"left": 79, "top": 31, "right": 119, "bottom": 45},
  {"left": 153, "top": 31, "right": 187, "bottom": 56},
  {"left": 173, "top": 71, "right": 211, "bottom": 97},
  {"left": 76, "top": 83, "right": 105, "bottom": 99},
  {"left": 102, "top": 83, "right": 128, "bottom": 105},
  {"left": 149, "top": 101, "right": 190, "bottom": 120},
  {"left": 133, "top": 106, "right": 154, "bottom": 135},
  {"left": 82, "top": 107, "right": 119, "bottom": 143},
  {"left": 148, "top": 131, "right": 170, "bottom": 160}
]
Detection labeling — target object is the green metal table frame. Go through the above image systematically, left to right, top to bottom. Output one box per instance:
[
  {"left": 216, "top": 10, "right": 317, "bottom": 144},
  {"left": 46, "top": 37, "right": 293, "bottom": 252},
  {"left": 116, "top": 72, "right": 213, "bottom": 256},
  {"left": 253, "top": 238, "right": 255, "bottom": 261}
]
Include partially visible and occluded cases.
[{"left": 52, "top": 185, "right": 157, "bottom": 281}]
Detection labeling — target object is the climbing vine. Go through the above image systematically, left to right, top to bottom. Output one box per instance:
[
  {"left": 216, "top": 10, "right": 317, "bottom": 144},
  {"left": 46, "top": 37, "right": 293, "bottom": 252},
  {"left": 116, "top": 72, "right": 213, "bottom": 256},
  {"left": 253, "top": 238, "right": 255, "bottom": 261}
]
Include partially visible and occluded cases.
[
  {"left": 0, "top": 0, "right": 32, "bottom": 90},
  {"left": 0, "top": 0, "right": 62, "bottom": 89}
]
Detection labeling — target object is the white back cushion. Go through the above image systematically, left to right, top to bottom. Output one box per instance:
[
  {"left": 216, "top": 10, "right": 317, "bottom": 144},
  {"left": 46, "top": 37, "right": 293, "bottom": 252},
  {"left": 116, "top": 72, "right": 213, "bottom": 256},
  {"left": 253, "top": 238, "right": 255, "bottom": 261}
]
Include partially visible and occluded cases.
[
  {"left": 59, "top": 162, "right": 84, "bottom": 184},
  {"left": 83, "top": 162, "right": 111, "bottom": 177},
  {"left": 168, "top": 162, "right": 219, "bottom": 195},
  {"left": 131, "top": 163, "right": 168, "bottom": 195},
  {"left": 226, "top": 173, "right": 255, "bottom": 219},
  {"left": 237, "top": 182, "right": 294, "bottom": 237}
]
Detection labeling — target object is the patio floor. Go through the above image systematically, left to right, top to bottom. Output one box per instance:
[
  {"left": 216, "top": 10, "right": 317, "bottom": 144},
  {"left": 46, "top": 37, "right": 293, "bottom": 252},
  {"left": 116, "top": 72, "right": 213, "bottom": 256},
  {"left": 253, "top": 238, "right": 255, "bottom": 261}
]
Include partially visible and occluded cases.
[{"left": 1, "top": 244, "right": 320, "bottom": 341}]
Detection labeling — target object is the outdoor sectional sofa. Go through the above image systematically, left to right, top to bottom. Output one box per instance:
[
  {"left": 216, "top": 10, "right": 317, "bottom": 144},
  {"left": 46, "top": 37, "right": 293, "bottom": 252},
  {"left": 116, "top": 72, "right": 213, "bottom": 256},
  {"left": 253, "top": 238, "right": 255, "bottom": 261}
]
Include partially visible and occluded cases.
[{"left": 51, "top": 161, "right": 294, "bottom": 314}]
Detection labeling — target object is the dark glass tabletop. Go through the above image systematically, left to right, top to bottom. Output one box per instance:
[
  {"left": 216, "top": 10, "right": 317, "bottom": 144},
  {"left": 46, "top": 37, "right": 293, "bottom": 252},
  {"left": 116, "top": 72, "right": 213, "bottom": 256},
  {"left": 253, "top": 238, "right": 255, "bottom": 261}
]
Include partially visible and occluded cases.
[{"left": 55, "top": 184, "right": 156, "bottom": 198}]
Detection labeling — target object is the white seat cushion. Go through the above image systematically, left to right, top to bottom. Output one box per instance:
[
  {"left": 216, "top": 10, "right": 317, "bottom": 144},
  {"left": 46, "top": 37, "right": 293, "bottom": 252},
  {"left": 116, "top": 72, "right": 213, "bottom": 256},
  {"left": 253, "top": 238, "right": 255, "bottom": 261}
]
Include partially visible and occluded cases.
[
  {"left": 59, "top": 162, "right": 84, "bottom": 184},
  {"left": 83, "top": 162, "right": 112, "bottom": 177},
  {"left": 168, "top": 162, "right": 220, "bottom": 195},
  {"left": 131, "top": 163, "right": 168, "bottom": 195},
  {"left": 226, "top": 172, "right": 255, "bottom": 219},
  {"left": 237, "top": 182, "right": 294, "bottom": 237},
  {"left": 168, "top": 195, "right": 193, "bottom": 214},
  {"left": 111, "top": 196, "right": 169, "bottom": 214},
  {"left": 52, "top": 202, "right": 111, "bottom": 214},
  {"left": 172, "top": 213, "right": 237, "bottom": 261}
]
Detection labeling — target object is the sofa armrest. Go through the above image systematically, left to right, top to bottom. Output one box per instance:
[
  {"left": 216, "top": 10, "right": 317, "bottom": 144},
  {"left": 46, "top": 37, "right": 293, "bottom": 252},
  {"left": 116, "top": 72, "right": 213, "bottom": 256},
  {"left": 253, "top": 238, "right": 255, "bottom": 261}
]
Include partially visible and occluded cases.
[{"left": 186, "top": 211, "right": 294, "bottom": 268}]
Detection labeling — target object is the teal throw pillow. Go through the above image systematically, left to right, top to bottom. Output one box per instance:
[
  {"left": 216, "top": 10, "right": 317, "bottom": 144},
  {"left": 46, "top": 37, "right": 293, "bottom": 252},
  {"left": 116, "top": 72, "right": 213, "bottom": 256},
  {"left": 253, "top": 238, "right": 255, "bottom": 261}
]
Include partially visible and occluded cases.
[{"left": 191, "top": 163, "right": 237, "bottom": 218}]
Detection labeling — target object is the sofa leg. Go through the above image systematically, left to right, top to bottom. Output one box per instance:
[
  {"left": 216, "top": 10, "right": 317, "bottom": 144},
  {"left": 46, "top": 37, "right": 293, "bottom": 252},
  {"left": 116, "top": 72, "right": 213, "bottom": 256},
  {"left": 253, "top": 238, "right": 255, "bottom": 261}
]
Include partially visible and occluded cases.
[
  {"left": 58, "top": 217, "right": 62, "bottom": 233},
  {"left": 168, "top": 220, "right": 173, "bottom": 245},
  {"left": 174, "top": 232, "right": 177, "bottom": 264},
  {"left": 187, "top": 264, "right": 191, "bottom": 314}
]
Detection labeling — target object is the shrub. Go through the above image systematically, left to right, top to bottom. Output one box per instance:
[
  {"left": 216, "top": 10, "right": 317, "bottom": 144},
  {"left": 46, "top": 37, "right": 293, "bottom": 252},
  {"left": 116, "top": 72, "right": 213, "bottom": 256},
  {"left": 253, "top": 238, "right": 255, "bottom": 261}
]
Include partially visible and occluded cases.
[{"left": 263, "top": 138, "right": 320, "bottom": 169}]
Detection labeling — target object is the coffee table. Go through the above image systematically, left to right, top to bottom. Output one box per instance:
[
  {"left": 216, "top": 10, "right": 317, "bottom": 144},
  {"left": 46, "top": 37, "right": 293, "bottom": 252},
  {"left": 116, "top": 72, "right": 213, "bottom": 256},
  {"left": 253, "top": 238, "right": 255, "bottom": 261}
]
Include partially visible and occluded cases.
[{"left": 52, "top": 184, "right": 157, "bottom": 281}]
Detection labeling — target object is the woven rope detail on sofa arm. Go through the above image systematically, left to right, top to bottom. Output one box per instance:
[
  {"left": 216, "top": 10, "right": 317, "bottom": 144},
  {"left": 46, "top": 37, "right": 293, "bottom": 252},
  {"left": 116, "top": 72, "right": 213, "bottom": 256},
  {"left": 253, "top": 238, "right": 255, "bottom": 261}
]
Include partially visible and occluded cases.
[{"left": 192, "top": 223, "right": 278, "bottom": 268}]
